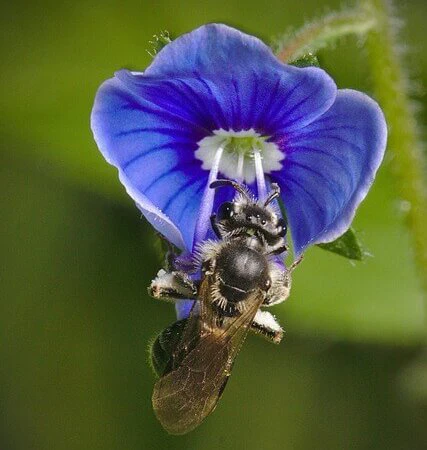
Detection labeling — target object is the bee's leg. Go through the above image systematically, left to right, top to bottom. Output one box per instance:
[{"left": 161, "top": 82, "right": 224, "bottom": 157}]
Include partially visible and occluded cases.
[
  {"left": 210, "top": 214, "right": 223, "bottom": 239},
  {"left": 154, "top": 231, "right": 180, "bottom": 271},
  {"left": 154, "top": 231, "right": 197, "bottom": 274},
  {"left": 266, "top": 242, "right": 288, "bottom": 256},
  {"left": 288, "top": 254, "right": 304, "bottom": 272},
  {"left": 262, "top": 255, "right": 304, "bottom": 306},
  {"left": 263, "top": 267, "right": 292, "bottom": 307},
  {"left": 149, "top": 269, "right": 198, "bottom": 302},
  {"left": 251, "top": 310, "right": 283, "bottom": 344}
]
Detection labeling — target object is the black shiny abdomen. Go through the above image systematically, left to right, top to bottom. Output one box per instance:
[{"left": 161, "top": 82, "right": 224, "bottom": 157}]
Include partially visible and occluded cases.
[{"left": 216, "top": 241, "right": 269, "bottom": 303}]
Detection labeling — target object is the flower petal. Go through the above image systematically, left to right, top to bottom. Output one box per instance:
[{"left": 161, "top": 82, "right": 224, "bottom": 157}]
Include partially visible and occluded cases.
[
  {"left": 145, "top": 23, "right": 284, "bottom": 78},
  {"left": 91, "top": 24, "right": 379, "bottom": 257},
  {"left": 144, "top": 24, "right": 337, "bottom": 133},
  {"left": 92, "top": 60, "right": 336, "bottom": 250},
  {"left": 91, "top": 74, "right": 212, "bottom": 250},
  {"left": 273, "top": 89, "right": 387, "bottom": 255},
  {"left": 175, "top": 300, "right": 194, "bottom": 320}
]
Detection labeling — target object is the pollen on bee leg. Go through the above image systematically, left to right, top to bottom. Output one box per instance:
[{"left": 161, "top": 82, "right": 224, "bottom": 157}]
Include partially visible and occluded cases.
[
  {"left": 149, "top": 269, "right": 197, "bottom": 301},
  {"left": 251, "top": 310, "right": 283, "bottom": 344}
]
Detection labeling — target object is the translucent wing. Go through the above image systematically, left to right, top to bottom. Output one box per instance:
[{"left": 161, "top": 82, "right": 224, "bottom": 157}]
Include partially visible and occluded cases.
[{"left": 152, "top": 275, "right": 264, "bottom": 435}]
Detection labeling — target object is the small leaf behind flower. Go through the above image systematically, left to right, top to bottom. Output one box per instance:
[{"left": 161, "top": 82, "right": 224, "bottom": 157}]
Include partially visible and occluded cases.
[
  {"left": 147, "top": 30, "right": 172, "bottom": 57},
  {"left": 289, "top": 53, "right": 320, "bottom": 68},
  {"left": 317, "top": 228, "right": 365, "bottom": 260}
]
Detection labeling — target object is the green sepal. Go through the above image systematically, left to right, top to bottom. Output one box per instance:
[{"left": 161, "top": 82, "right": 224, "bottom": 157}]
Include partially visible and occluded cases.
[
  {"left": 147, "top": 30, "right": 172, "bottom": 57},
  {"left": 289, "top": 53, "right": 320, "bottom": 68},
  {"left": 316, "top": 228, "right": 365, "bottom": 261}
]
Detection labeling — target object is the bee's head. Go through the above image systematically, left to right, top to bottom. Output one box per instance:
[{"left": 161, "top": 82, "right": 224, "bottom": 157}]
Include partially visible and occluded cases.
[{"left": 210, "top": 180, "right": 287, "bottom": 241}]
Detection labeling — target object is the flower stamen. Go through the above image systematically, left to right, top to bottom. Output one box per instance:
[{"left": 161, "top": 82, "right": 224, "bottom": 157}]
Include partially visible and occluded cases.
[
  {"left": 195, "top": 129, "right": 284, "bottom": 186},
  {"left": 193, "top": 144, "right": 224, "bottom": 248},
  {"left": 253, "top": 148, "right": 267, "bottom": 201},
  {"left": 236, "top": 152, "right": 244, "bottom": 182}
]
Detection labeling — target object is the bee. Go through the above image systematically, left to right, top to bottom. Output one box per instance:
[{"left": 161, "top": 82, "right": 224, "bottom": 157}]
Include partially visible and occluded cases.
[{"left": 149, "top": 179, "right": 302, "bottom": 435}]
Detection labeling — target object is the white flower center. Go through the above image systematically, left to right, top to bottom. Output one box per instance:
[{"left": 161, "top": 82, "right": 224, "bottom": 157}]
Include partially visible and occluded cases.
[{"left": 195, "top": 128, "right": 284, "bottom": 184}]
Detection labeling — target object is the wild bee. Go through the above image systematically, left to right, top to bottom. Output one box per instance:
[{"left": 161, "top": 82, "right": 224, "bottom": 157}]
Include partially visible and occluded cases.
[{"left": 149, "top": 179, "right": 302, "bottom": 435}]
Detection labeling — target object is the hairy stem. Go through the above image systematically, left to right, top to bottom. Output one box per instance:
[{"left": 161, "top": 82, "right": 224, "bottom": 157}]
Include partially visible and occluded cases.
[
  {"left": 364, "top": 0, "right": 427, "bottom": 295},
  {"left": 275, "top": 5, "right": 376, "bottom": 62}
]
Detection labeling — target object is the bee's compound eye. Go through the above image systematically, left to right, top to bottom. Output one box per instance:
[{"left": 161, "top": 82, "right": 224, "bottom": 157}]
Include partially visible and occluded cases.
[{"left": 217, "top": 202, "right": 234, "bottom": 221}]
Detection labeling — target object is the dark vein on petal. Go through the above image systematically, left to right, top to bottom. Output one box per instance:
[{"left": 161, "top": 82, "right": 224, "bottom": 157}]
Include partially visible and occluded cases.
[
  {"left": 248, "top": 71, "right": 259, "bottom": 128},
  {"left": 194, "top": 73, "right": 228, "bottom": 128},
  {"left": 255, "top": 76, "right": 281, "bottom": 127},
  {"left": 232, "top": 77, "right": 241, "bottom": 130},
  {"left": 174, "top": 79, "right": 217, "bottom": 129},
  {"left": 267, "top": 79, "right": 305, "bottom": 127},
  {"left": 122, "top": 81, "right": 198, "bottom": 124},
  {"left": 143, "top": 82, "right": 197, "bottom": 118},
  {"left": 280, "top": 95, "right": 330, "bottom": 129},
  {"left": 119, "top": 102, "right": 210, "bottom": 135},
  {"left": 288, "top": 125, "right": 360, "bottom": 142},
  {"left": 116, "top": 126, "right": 196, "bottom": 139},
  {"left": 289, "top": 135, "right": 366, "bottom": 156},
  {"left": 123, "top": 144, "right": 193, "bottom": 171},
  {"left": 285, "top": 146, "right": 355, "bottom": 181},
  {"left": 143, "top": 160, "right": 200, "bottom": 195},
  {"left": 288, "top": 161, "right": 345, "bottom": 209},
  {"left": 277, "top": 174, "right": 325, "bottom": 214},
  {"left": 163, "top": 176, "right": 204, "bottom": 215},
  {"left": 176, "top": 181, "right": 206, "bottom": 225}
]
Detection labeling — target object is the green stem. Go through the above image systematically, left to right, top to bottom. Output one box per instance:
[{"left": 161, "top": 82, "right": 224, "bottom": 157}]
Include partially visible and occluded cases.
[
  {"left": 364, "top": 0, "right": 427, "bottom": 295},
  {"left": 275, "top": 5, "right": 377, "bottom": 63}
]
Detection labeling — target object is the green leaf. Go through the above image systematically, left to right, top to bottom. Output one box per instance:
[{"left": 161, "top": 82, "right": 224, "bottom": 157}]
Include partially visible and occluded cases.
[
  {"left": 147, "top": 30, "right": 172, "bottom": 57},
  {"left": 289, "top": 53, "right": 320, "bottom": 67},
  {"left": 316, "top": 228, "right": 365, "bottom": 260}
]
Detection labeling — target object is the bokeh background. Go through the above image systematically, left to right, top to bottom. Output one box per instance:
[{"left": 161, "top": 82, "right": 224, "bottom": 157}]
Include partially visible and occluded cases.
[{"left": 1, "top": 0, "right": 426, "bottom": 449}]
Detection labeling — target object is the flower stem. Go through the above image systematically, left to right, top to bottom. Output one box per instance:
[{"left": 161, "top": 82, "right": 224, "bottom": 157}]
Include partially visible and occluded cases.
[
  {"left": 364, "top": 0, "right": 427, "bottom": 296},
  {"left": 274, "top": 4, "right": 377, "bottom": 63}
]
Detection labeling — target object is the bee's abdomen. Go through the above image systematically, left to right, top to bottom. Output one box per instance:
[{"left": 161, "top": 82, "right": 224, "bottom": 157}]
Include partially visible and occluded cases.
[{"left": 217, "top": 243, "right": 269, "bottom": 303}]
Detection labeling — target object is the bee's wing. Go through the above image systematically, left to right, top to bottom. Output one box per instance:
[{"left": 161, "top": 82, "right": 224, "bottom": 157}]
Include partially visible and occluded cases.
[{"left": 152, "top": 276, "right": 264, "bottom": 435}]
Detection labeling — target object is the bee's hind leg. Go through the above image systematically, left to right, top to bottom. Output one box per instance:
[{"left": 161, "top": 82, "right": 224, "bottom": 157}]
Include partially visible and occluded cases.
[
  {"left": 149, "top": 269, "right": 199, "bottom": 302},
  {"left": 251, "top": 310, "right": 283, "bottom": 344}
]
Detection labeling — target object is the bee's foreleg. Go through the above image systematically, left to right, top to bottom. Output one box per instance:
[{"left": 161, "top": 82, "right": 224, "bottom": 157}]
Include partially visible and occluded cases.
[
  {"left": 210, "top": 214, "right": 223, "bottom": 239},
  {"left": 153, "top": 231, "right": 180, "bottom": 270},
  {"left": 266, "top": 242, "right": 288, "bottom": 256},
  {"left": 263, "top": 266, "right": 292, "bottom": 307},
  {"left": 149, "top": 269, "right": 198, "bottom": 302},
  {"left": 250, "top": 310, "right": 283, "bottom": 344}
]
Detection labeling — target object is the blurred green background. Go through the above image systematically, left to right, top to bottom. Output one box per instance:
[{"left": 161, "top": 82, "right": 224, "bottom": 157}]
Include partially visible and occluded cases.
[{"left": 1, "top": 0, "right": 426, "bottom": 449}]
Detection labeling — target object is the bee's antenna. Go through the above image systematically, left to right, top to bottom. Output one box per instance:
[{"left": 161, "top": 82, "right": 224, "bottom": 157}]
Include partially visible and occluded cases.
[
  {"left": 209, "top": 179, "right": 250, "bottom": 199},
  {"left": 264, "top": 183, "right": 281, "bottom": 206}
]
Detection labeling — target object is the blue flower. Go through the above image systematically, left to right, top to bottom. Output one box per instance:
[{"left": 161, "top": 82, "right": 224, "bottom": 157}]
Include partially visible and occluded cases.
[{"left": 91, "top": 23, "right": 387, "bottom": 261}]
